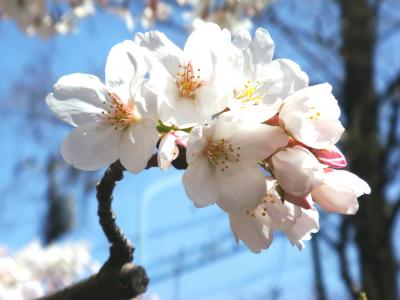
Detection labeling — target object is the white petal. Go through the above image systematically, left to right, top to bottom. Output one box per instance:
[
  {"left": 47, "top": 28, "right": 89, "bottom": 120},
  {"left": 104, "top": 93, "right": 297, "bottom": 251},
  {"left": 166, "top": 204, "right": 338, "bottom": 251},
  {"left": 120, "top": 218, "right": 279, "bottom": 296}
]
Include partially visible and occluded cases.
[
  {"left": 232, "top": 28, "right": 252, "bottom": 50},
  {"left": 248, "top": 28, "right": 275, "bottom": 67},
  {"left": 135, "top": 31, "right": 184, "bottom": 78},
  {"left": 184, "top": 33, "right": 213, "bottom": 81},
  {"left": 105, "top": 40, "right": 147, "bottom": 88},
  {"left": 255, "top": 59, "right": 309, "bottom": 104},
  {"left": 147, "top": 63, "right": 178, "bottom": 108},
  {"left": 46, "top": 74, "right": 109, "bottom": 127},
  {"left": 131, "top": 81, "right": 159, "bottom": 122},
  {"left": 194, "top": 83, "right": 231, "bottom": 120},
  {"left": 280, "top": 83, "right": 344, "bottom": 149},
  {"left": 159, "top": 98, "right": 206, "bottom": 128},
  {"left": 222, "top": 104, "right": 278, "bottom": 124},
  {"left": 119, "top": 119, "right": 158, "bottom": 174},
  {"left": 216, "top": 120, "right": 288, "bottom": 161},
  {"left": 61, "top": 122, "right": 119, "bottom": 171},
  {"left": 186, "top": 124, "right": 213, "bottom": 164},
  {"left": 182, "top": 156, "right": 219, "bottom": 208},
  {"left": 217, "top": 163, "right": 266, "bottom": 213},
  {"left": 312, "top": 170, "right": 370, "bottom": 214},
  {"left": 264, "top": 178, "right": 301, "bottom": 231},
  {"left": 284, "top": 207, "right": 319, "bottom": 250},
  {"left": 229, "top": 213, "right": 273, "bottom": 253}
]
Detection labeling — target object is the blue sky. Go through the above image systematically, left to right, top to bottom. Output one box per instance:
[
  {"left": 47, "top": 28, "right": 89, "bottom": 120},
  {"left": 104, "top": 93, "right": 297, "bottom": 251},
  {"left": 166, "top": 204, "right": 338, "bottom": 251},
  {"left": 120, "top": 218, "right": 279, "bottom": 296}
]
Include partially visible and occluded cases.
[{"left": 1, "top": 2, "right": 397, "bottom": 299}]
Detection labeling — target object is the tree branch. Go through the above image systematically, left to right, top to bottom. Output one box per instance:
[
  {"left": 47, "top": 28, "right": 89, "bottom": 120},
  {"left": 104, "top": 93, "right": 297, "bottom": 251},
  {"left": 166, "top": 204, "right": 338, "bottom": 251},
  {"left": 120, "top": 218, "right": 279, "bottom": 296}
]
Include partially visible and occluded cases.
[
  {"left": 35, "top": 150, "right": 187, "bottom": 300},
  {"left": 36, "top": 159, "right": 154, "bottom": 300},
  {"left": 97, "top": 160, "right": 133, "bottom": 270},
  {"left": 337, "top": 219, "right": 358, "bottom": 300},
  {"left": 311, "top": 236, "right": 328, "bottom": 300},
  {"left": 36, "top": 263, "right": 148, "bottom": 300}
]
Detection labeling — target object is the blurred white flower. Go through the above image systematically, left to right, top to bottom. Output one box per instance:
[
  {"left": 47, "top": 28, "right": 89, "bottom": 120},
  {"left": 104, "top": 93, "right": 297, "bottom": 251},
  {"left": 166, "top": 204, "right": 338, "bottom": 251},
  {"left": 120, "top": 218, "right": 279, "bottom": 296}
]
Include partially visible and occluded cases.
[
  {"left": 141, "top": 0, "right": 172, "bottom": 29},
  {"left": 0, "top": 241, "right": 98, "bottom": 300}
]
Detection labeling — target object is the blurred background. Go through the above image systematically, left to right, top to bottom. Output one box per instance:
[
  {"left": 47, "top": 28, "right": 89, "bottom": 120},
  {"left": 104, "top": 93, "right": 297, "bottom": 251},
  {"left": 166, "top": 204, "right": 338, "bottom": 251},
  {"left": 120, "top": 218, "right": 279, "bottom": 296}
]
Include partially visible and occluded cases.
[{"left": 0, "top": 0, "right": 399, "bottom": 299}]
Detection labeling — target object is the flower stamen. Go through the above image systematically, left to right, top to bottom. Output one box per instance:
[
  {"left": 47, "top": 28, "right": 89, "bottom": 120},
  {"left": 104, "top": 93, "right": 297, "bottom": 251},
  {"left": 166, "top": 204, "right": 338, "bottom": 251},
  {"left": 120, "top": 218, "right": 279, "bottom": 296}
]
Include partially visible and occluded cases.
[
  {"left": 176, "top": 63, "right": 201, "bottom": 98},
  {"left": 236, "top": 80, "right": 266, "bottom": 104},
  {"left": 102, "top": 92, "right": 138, "bottom": 130},
  {"left": 307, "top": 105, "right": 321, "bottom": 121},
  {"left": 206, "top": 138, "right": 241, "bottom": 172}
]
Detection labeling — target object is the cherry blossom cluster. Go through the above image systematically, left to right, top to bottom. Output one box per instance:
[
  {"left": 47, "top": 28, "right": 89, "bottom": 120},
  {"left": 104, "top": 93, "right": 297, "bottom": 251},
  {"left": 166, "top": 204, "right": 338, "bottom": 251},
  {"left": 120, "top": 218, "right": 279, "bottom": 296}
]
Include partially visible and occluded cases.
[
  {"left": 46, "top": 23, "right": 370, "bottom": 253},
  {"left": 0, "top": 242, "right": 99, "bottom": 299}
]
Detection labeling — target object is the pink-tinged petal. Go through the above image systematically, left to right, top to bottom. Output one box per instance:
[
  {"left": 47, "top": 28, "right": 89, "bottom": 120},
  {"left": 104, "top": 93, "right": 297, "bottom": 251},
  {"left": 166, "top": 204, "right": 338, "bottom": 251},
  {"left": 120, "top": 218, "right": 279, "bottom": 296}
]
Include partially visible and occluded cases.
[
  {"left": 135, "top": 31, "right": 184, "bottom": 78},
  {"left": 105, "top": 40, "right": 147, "bottom": 89},
  {"left": 46, "top": 74, "right": 109, "bottom": 127},
  {"left": 119, "top": 119, "right": 159, "bottom": 174},
  {"left": 61, "top": 122, "right": 120, "bottom": 171},
  {"left": 174, "top": 131, "right": 189, "bottom": 147},
  {"left": 157, "top": 132, "right": 180, "bottom": 170},
  {"left": 311, "top": 145, "right": 347, "bottom": 168},
  {"left": 271, "top": 146, "right": 325, "bottom": 197},
  {"left": 182, "top": 156, "right": 219, "bottom": 208},
  {"left": 217, "top": 163, "right": 266, "bottom": 214},
  {"left": 312, "top": 170, "right": 371, "bottom": 215},
  {"left": 285, "top": 194, "right": 313, "bottom": 210},
  {"left": 284, "top": 207, "right": 319, "bottom": 250},
  {"left": 229, "top": 212, "right": 273, "bottom": 253}
]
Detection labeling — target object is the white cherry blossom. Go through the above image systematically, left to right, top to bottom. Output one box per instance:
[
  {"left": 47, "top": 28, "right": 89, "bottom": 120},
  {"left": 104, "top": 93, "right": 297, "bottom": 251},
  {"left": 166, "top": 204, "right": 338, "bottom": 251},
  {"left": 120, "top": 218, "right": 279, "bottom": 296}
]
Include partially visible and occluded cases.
[
  {"left": 136, "top": 22, "right": 242, "bottom": 127},
  {"left": 230, "top": 28, "right": 308, "bottom": 120},
  {"left": 46, "top": 40, "right": 159, "bottom": 173},
  {"left": 279, "top": 83, "right": 345, "bottom": 149},
  {"left": 182, "top": 110, "right": 288, "bottom": 213},
  {"left": 157, "top": 131, "right": 189, "bottom": 170},
  {"left": 312, "top": 169, "right": 371, "bottom": 214},
  {"left": 229, "top": 178, "right": 319, "bottom": 253}
]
